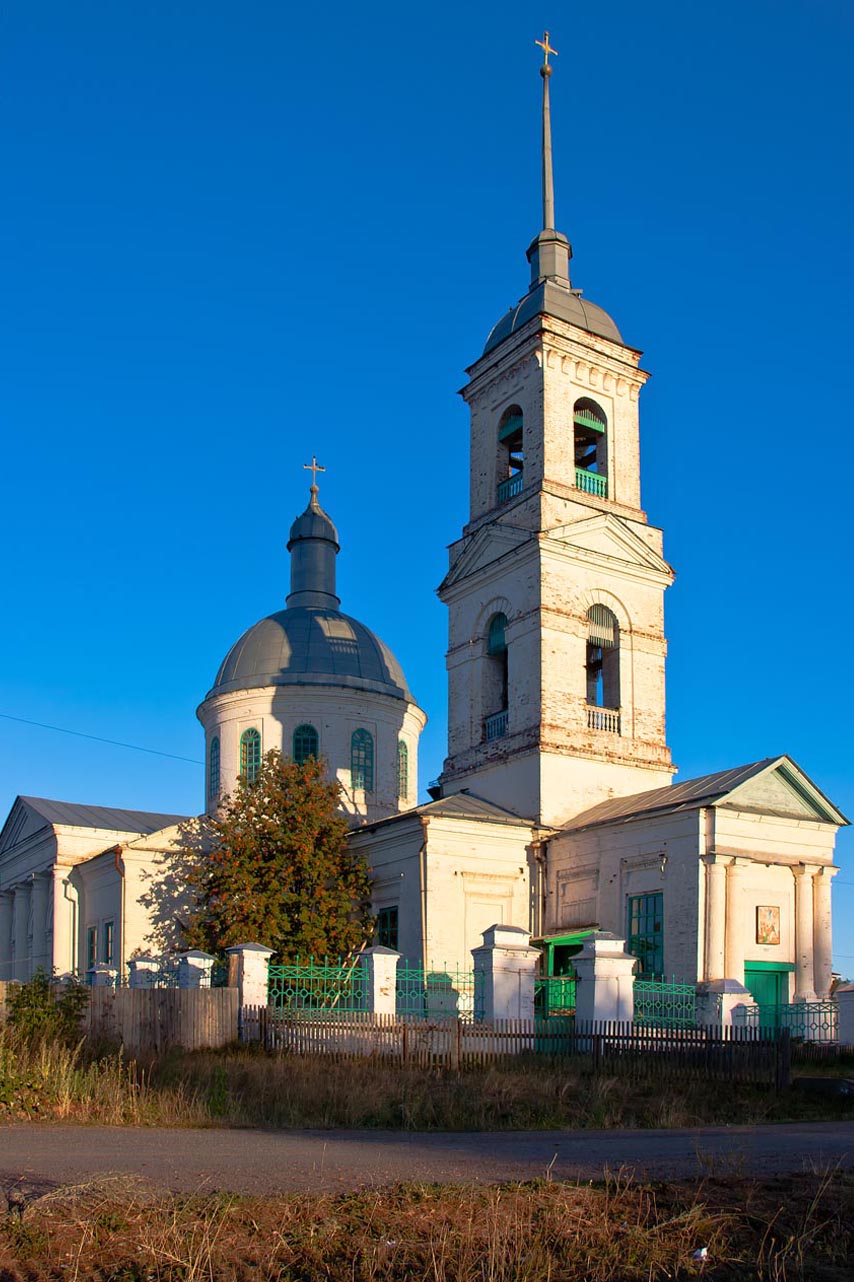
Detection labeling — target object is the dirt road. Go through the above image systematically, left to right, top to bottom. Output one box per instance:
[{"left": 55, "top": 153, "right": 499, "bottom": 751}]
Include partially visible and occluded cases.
[{"left": 2, "top": 1121, "right": 852, "bottom": 1196}]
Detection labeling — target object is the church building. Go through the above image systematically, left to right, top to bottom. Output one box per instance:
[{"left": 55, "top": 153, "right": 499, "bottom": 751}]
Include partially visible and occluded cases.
[{"left": 0, "top": 39, "right": 846, "bottom": 1010}]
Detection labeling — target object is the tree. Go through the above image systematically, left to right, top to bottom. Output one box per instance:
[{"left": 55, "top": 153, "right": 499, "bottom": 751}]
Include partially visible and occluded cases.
[{"left": 185, "top": 750, "right": 373, "bottom": 961}]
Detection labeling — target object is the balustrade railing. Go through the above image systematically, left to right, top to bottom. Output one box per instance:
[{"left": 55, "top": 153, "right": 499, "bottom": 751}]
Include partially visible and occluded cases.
[
  {"left": 575, "top": 467, "right": 607, "bottom": 498},
  {"left": 497, "top": 473, "right": 524, "bottom": 504},
  {"left": 587, "top": 706, "right": 620, "bottom": 734},
  {"left": 484, "top": 709, "right": 509, "bottom": 741},
  {"left": 268, "top": 956, "right": 367, "bottom": 1012},
  {"left": 395, "top": 963, "right": 483, "bottom": 1021},
  {"left": 738, "top": 1000, "right": 838, "bottom": 1042}
]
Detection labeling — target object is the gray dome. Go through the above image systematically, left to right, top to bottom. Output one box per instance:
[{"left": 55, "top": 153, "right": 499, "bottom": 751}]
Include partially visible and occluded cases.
[
  {"left": 484, "top": 279, "right": 622, "bottom": 355},
  {"left": 288, "top": 504, "right": 339, "bottom": 548},
  {"left": 209, "top": 606, "right": 413, "bottom": 701}
]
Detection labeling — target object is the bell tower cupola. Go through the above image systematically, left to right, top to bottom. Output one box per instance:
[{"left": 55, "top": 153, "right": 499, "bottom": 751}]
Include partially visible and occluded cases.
[{"left": 437, "top": 33, "right": 676, "bottom": 828}]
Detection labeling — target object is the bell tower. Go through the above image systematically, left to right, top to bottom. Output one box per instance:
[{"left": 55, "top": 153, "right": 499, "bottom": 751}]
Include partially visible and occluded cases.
[{"left": 438, "top": 34, "right": 675, "bottom": 828}]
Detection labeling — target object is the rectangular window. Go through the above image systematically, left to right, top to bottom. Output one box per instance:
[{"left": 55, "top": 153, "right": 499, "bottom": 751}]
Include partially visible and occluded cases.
[
  {"left": 626, "top": 892, "right": 663, "bottom": 977},
  {"left": 376, "top": 906, "right": 399, "bottom": 952},
  {"left": 102, "top": 920, "right": 115, "bottom": 967},
  {"left": 86, "top": 925, "right": 97, "bottom": 970}
]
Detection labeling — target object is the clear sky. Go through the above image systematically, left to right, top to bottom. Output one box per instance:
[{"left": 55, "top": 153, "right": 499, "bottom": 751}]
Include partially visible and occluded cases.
[{"left": 2, "top": 2, "right": 853, "bottom": 972}]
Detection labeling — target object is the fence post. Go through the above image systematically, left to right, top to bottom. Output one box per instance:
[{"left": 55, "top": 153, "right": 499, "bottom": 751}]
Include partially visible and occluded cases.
[
  {"left": 471, "top": 925, "right": 540, "bottom": 1022},
  {"left": 573, "top": 933, "right": 636, "bottom": 1024},
  {"left": 225, "top": 942, "right": 275, "bottom": 1039},
  {"left": 359, "top": 946, "right": 400, "bottom": 1016},
  {"left": 177, "top": 950, "right": 215, "bottom": 989},
  {"left": 128, "top": 956, "right": 160, "bottom": 989},
  {"left": 87, "top": 964, "right": 118, "bottom": 988},
  {"left": 695, "top": 979, "right": 752, "bottom": 1029},
  {"left": 836, "top": 984, "right": 854, "bottom": 1047},
  {"left": 775, "top": 1028, "right": 791, "bottom": 1092}
]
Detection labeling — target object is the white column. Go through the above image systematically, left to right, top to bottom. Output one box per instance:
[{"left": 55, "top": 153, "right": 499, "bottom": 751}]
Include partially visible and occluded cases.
[
  {"left": 704, "top": 857, "right": 728, "bottom": 980},
  {"left": 724, "top": 857, "right": 749, "bottom": 984},
  {"left": 793, "top": 864, "right": 818, "bottom": 1002},
  {"left": 812, "top": 866, "right": 836, "bottom": 1000},
  {"left": 53, "top": 869, "right": 75, "bottom": 976},
  {"left": 30, "top": 874, "right": 50, "bottom": 973},
  {"left": 13, "top": 882, "right": 31, "bottom": 981},
  {"left": 0, "top": 894, "right": 13, "bottom": 980},
  {"left": 471, "top": 925, "right": 540, "bottom": 1022},
  {"left": 573, "top": 932, "right": 637, "bottom": 1024},
  {"left": 225, "top": 942, "right": 274, "bottom": 1009},
  {"left": 360, "top": 946, "right": 400, "bottom": 1016}
]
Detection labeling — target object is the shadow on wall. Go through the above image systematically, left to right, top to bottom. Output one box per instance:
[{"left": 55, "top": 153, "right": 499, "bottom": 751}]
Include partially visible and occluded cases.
[{"left": 134, "top": 818, "right": 213, "bottom": 956}]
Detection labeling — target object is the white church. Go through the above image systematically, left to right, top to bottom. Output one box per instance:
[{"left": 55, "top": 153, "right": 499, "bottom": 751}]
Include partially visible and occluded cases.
[{"left": 0, "top": 44, "right": 846, "bottom": 1013}]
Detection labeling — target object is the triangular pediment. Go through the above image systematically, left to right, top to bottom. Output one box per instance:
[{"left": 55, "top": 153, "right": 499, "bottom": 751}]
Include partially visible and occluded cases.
[
  {"left": 544, "top": 513, "right": 673, "bottom": 579},
  {"left": 440, "top": 523, "right": 532, "bottom": 592},
  {"left": 719, "top": 756, "right": 847, "bottom": 826},
  {"left": 0, "top": 798, "right": 53, "bottom": 855}
]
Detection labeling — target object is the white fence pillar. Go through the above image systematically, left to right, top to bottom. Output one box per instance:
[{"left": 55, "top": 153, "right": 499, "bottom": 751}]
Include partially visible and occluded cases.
[
  {"left": 472, "top": 925, "right": 540, "bottom": 1022},
  {"left": 573, "top": 932, "right": 636, "bottom": 1024},
  {"left": 225, "top": 942, "right": 274, "bottom": 1009},
  {"left": 359, "top": 946, "right": 400, "bottom": 1016},
  {"left": 177, "top": 949, "right": 215, "bottom": 989},
  {"left": 128, "top": 956, "right": 161, "bottom": 989},
  {"left": 87, "top": 964, "right": 118, "bottom": 988},
  {"left": 695, "top": 978, "right": 752, "bottom": 1028},
  {"left": 836, "top": 985, "right": 854, "bottom": 1047}
]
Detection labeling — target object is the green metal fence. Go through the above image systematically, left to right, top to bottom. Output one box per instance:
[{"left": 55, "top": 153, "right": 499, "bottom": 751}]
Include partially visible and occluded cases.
[
  {"left": 268, "top": 957, "right": 368, "bottom": 1012},
  {"left": 395, "top": 963, "right": 483, "bottom": 1021},
  {"left": 535, "top": 974, "right": 576, "bottom": 1018},
  {"left": 633, "top": 977, "right": 697, "bottom": 1029},
  {"left": 740, "top": 1000, "right": 837, "bottom": 1042}
]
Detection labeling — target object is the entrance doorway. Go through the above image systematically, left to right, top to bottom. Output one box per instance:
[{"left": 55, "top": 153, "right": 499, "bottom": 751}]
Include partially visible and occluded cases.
[{"left": 744, "top": 962, "right": 794, "bottom": 1029}]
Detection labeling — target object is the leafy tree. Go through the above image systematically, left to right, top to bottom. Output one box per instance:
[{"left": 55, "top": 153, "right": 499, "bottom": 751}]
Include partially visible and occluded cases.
[
  {"left": 185, "top": 750, "right": 373, "bottom": 961},
  {"left": 8, "top": 971, "right": 89, "bottom": 1046}
]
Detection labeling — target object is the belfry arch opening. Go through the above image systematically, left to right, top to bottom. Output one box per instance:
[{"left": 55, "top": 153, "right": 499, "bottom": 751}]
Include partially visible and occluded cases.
[
  {"left": 574, "top": 399, "right": 608, "bottom": 498},
  {"left": 497, "top": 406, "right": 524, "bottom": 504},
  {"left": 586, "top": 605, "right": 620, "bottom": 732},
  {"left": 484, "top": 611, "right": 509, "bottom": 740}
]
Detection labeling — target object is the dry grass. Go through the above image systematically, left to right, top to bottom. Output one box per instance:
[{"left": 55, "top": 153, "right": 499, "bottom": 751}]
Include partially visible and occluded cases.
[
  {"left": 3, "top": 1033, "right": 853, "bottom": 1131},
  {"left": 0, "top": 1170, "right": 850, "bottom": 1281}
]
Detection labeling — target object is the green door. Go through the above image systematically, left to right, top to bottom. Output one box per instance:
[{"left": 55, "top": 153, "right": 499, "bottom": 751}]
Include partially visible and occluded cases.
[{"left": 744, "top": 963, "right": 792, "bottom": 1029}]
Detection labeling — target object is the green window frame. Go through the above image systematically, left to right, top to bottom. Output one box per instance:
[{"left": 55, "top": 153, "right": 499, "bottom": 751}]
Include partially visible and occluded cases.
[
  {"left": 293, "top": 723, "right": 319, "bottom": 765},
  {"left": 239, "top": 728, "right": 262, "bottom": 783},
  {"left": 351, "top": 728, "right": 374, "bottom": 793},
  {"left": 208, "top": 735, "right": 220, "bottom": 804},
  {"left": 397, "top": 739, "right": 408, "bottom": 800},
  {"left": 626, "top": 892, "right": 663, "bottom": 977},
  {"left": 377, "top": 906, "right": 399, "bottom": 951},
  {"left": 102, "top": 920, "right": 115, "bottom": 967},
  {"left": 86, "top": 925, "right": 97, "bottom": 970}
]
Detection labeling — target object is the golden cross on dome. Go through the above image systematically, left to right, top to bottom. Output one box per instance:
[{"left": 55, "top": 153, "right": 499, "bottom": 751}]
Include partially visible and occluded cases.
[
  {"left": 535, "top": 31, "right": 558, "bottom": 67},
  {"left": 303, "top": 455, "right": 326, "bottom": 493}
]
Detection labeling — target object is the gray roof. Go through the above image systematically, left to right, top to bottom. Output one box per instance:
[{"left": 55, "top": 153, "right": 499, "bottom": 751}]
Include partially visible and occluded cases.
[
  {"left": 483, "top": 279, "right": 623, "bottom": 355},
  {"left": 208, "top": 606, "right": 413, "bottom": 701},
  {"left": 560, "top": 758, "right": 787, "bottom": 831},
  {"left": 359, "top": 790, "right": 534, "bottom": 833},
  {"left": 18, "top": 796, "right": 189, "bottom": 835}
]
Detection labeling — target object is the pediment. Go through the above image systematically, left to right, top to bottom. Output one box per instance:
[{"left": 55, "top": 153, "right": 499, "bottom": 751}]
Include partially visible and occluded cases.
[
  {"left": 544, "top": 513, "right": 673, "bottom": 578},
  {"left": 440, "top": 524, "right": 532, "bottom": 592},
  {"left": 721, "top": 757, "right": 847, "bottom": 826},
  {"left": 0, "top": 798, "right": 52, "bottom": 855}
]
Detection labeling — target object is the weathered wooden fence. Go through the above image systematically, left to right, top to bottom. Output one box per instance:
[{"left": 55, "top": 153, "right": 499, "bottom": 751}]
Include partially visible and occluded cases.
[
  {"left": 86, "top": 987, "right": 239, "bottom": 1054},
  {"left": 242, "top": 1008, "right": 791, "bottom": 1087}
]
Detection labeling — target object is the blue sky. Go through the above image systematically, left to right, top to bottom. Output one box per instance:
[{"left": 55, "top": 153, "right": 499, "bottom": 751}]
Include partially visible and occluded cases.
[{"left": 2, "top": 2, "right": 853, "bottom": 971}]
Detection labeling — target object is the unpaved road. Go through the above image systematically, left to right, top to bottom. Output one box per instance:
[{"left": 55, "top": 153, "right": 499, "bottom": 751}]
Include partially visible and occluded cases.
[{"left": 2, "top": 1122, "right": 853, "bottom": 1195}]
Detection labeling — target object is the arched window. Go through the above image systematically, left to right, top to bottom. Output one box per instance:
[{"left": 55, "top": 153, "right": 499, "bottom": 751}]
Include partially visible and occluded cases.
[
  {"left": 574, "top": 398, "right": 608, "bottom": 498},
  {"left": 496, "top": 405, "right": 524, "bottom": 504},
  {"left": 586, "top": 605, "right": 620, "bottom": 731},
  {"left": 484, "top": 611, "right": 509, "bottom": 740},
  {"left": 293, "top": 723, "right": 319, "bottom": 765},
  {"left": 239, "top": 728, "right": 262, "bottom": 783},
  {"left": 351, "top": 728, "right": 374, "bottom": 792},
  {"left": 208, "top": 736, "right": 220, "bottom": 805},
  {"left": 397, "top": 740, "right": 409, "bottom": 800}
]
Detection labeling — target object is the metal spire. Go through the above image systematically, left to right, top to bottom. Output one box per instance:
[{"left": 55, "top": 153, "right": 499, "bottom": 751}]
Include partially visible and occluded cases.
[{"left": 535, "top": 31, "right": 558, "bottom": 230}]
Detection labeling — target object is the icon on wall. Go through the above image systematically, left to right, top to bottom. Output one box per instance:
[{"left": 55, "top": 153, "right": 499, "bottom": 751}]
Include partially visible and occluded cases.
[{"left": 756, "top": 905, "right": 781, "bottom": 946}]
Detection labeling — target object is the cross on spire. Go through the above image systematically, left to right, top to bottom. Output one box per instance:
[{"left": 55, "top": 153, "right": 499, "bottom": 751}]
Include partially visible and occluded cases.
[
  {"left": 535, "top": 31, "right": 558, "bottom": 69},
  {"left": 535, "top": 31, "right": 557, "bottom": 229},
  {"left": 303, "top": 455, "right": 326, "bottom": 503}
]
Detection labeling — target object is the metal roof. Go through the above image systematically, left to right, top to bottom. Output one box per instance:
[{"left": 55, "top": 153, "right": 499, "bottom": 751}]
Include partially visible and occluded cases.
[
  {"left": 483, "top": 279, "right": 623, "bottom": 356},
  {"left": 207, "top": 606, "right": 413, "bottom": 702},
  {"left": 560, "top": 758, "right": 789, "bottom": 831},
  {"left": 18, "top": 797, "right": 190, "bottom": 835}
]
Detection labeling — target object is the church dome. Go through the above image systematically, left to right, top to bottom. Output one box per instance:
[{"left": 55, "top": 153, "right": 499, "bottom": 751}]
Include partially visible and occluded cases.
[
  {"left": 483, "top": 279, "right": 623, "bottom": 356},
  {"left": 209, "top": 606, "right": 412, "bottom": 701}
]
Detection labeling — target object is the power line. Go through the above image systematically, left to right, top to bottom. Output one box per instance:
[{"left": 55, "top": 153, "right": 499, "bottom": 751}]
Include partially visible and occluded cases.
[{"left": 0, "top": 711, "right": 203, "bottom": 765}]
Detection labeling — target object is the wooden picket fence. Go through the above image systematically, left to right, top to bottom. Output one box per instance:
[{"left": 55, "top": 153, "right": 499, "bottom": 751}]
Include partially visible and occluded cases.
[
  {"left": 86, "top": 987, "right": 239, "bottom": 1054},
  {"left": 241, "top": 1008, "right": 791, "bottom": 1087}
]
